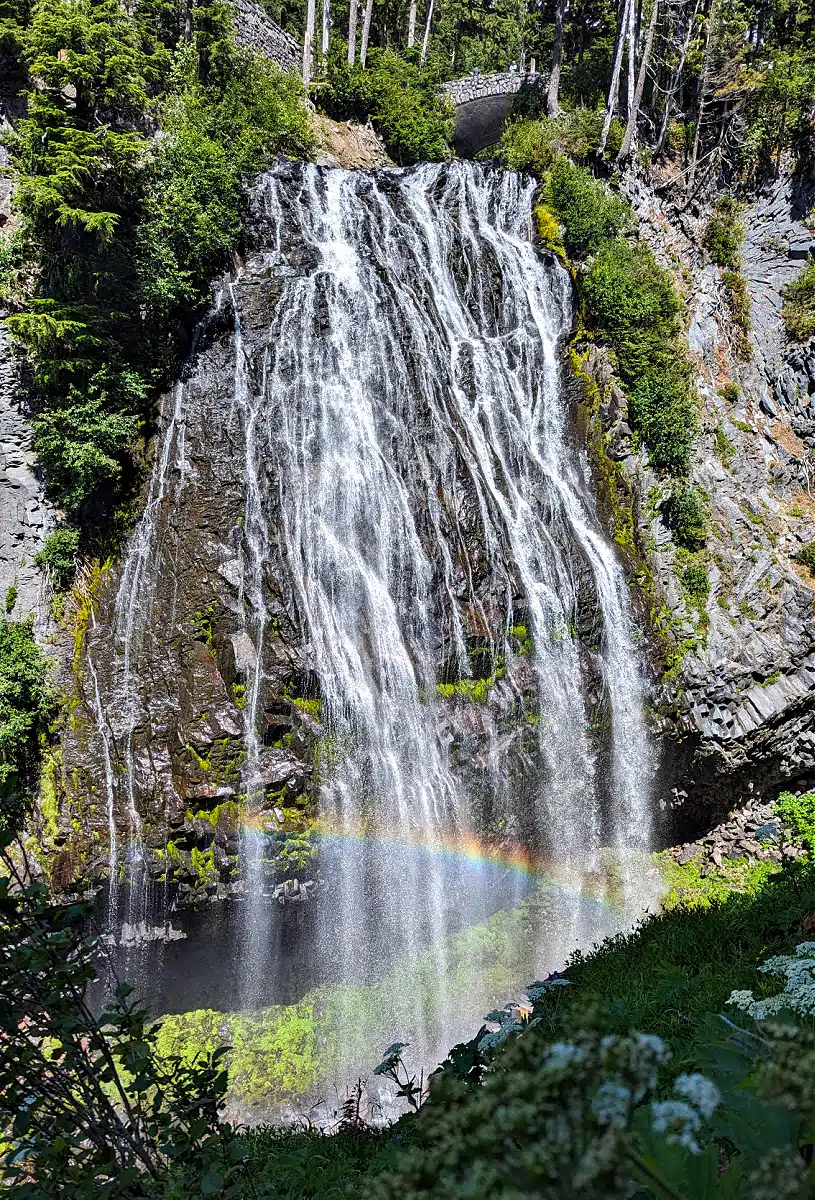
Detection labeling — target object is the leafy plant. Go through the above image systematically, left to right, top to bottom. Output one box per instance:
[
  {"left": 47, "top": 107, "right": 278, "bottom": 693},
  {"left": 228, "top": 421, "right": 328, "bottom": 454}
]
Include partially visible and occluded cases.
[
  {"left": 320, "top": 48, "right": 453, "bottom": 166},
  {"left": 543, "top": 157, "right": 632, "bottom": 259},
  {"left": 782, "top": 254, "right": 815, "bottom": 341},
  {"left": 34, "top": 525, "right": 81, "bottom": 592},
  {"left": 0, "top": 615, "right": 53, "bottom": 833},
  {"left": 775, "top": 791, "right": 815, "bottom": 854},
  {"left": 0, "top": 840, "right": 251, "bottom": 1197}
]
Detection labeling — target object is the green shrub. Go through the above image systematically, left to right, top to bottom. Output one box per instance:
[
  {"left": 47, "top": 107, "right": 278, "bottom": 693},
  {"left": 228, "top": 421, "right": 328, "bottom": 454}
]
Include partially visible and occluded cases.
[
  {"left": 320, "top": 49, "right": 453, "bottom": 166},
  {"left": 498, "top": 110, "right": 606, "bottom": 175},
  {"left": 543, "top": 158, "right": 632, "bottom": 259},
  {"left": 702, "top": 196, "right": 745, "bottom": 268},
  {"left": 581, "top": 238, "right": 697, "bottom": 474},
  {"left": 782, "top": 254, "right": 815, "bottom": 341},
  {"left": 722, "top": 267, "right": 752, "bottom": 357},
  {"left": 714, "top": 424, "right": 735, "bottom": 466},
  {"left": 662, "top": 483, "right": 708, "bottom": 550},
  {"left": 34, "top": 526, "right": 81, "bottom": 592},
  {"left": 794, "top": 543, "right": 815, "bottom": 574},
  {"left": 680, "top": 557, "right": 710, "bottom": 607},
  {"left": 0, "top": 615, "right": 53, "bottom": 831},
  {"left": 775, "top": 790, "right": 815, "bottom": 853}
]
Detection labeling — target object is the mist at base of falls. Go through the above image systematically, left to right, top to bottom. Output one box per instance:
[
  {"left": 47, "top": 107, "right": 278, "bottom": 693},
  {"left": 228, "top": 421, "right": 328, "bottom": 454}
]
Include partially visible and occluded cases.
[{"left": 88, "top": 159, "right": 660, "bottom": 1117}]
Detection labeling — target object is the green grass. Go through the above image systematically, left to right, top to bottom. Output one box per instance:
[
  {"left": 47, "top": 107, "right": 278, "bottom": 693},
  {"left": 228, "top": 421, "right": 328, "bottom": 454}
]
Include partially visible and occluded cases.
[{"left": 530, "top": 857, "right": 815, "bottom": 1047}]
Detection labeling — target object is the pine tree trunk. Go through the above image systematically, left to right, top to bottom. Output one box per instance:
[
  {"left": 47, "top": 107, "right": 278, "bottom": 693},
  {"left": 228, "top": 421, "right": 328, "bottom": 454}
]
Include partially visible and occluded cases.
[
  {"left": 303, "top": 0, "right": 316, "bottom": 88},
  {"left": 322, "top": 0, "right": 330, "bottom": 56},
  {"left": 347, "top": 0, "right": 359, "bottom": 64},
  {"left": 359, "top": 0, "right": 374, "bottom": 65},
  {"left": 407, "top": 0, "right": 418, "bottom": 46},
  {"left": 420, "top": 0, "right": 434, "bottom": 62},
  {"left": 546, "top": 0, "right": 566, "bottom": 115},
  {"left": 599, "top": 0, "right": 632, "bottom": 153},
  {"left": 618, "top": 0, "right": 659, "bottom": 161},
  {"left": 625, "top": 0, "right": 636, "bottom": 116},
  {"left": 688, "top": 0, "right": 716, "bottom": 188}
]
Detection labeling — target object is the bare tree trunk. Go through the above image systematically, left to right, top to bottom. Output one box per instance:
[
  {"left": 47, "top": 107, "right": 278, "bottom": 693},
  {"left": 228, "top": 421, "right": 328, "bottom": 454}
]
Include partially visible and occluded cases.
[
  {"left": 303, "top": 0, "right": 316, "bottom": 88},
  {"left": 321, "top": 0, "right": 330, "bottom": 55},
  {"left": 347, "top": 0, "right": 359, "bottom": 64},
  {"left": 359, "top": 0, "right": 374, "bottom": 65},
  {"left": 407, "top": 0, "right": 418, "bottom": 46},
  {"left": 420, "top": 0, "right": 434, "bottom": 63},
  {"left": 546, "top": 0, "right": 566, "bottom": 115},
  {"left": 599, "top": 0, "right": 632, "bottom": 153},
  {"left": 618, "top": 0, "right": 659, "bottom": 161},
  {"left": 625, "top": 0, "right": 636, "bottom": 116},
  {"left": 654, "top": 0, "right": 700, "bottom": 157},
  {"left": 688, "top": 0, "right": 716, "bottom": 188}
]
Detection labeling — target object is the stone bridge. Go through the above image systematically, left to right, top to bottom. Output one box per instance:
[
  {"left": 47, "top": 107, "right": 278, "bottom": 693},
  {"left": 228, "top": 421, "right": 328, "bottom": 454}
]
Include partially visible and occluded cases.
[{"left": 441, "top": 71, "right": 547, "bottom": 158}]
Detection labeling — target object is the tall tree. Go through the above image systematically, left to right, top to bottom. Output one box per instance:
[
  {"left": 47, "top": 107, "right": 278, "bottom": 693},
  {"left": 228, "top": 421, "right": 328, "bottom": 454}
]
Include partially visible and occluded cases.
[
  {"left": 303, "top": 0, "right": 316, "bottom": 86},
  {"left": 321, "top": 0, "right": 330, "bottom": 54},
  {"left": 347, "top": 0, "right": 359, "bottom": 62},
  {"left": 359, "top": 0, "right": 374, "bottom": 64},
  {"left": 407, "top": 0, "right": 418, "bottom": 45},
  {"left": 420, "top": 0, "right": 434, "bottom": 61},
  {"left": 546, "top": 0, "right": 566, "bottom": 114},
  {"left": 599, "top": 0, "right": 633, "bottom": 152},
  {"left": 618, "top": 0, "right": 660, "bottom": 160},
  {"left": 654, "top": 0, "right": 701, "bottom": 157},
  {"left": 688, "top": 0, "right": 717, "bottom": 187}
]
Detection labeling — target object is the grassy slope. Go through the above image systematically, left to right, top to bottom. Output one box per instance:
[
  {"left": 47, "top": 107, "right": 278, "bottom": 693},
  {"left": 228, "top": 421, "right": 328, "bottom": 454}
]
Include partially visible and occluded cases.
[{"left": 235, "top": 856, "right": 815, "bottom": 1195}]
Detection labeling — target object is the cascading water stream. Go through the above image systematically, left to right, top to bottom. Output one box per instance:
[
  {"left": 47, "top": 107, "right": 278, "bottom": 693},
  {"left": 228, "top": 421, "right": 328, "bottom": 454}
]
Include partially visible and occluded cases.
[
  {"left": 84, "top": 158, "right": 657, "bottom": 1095},
  {"left": 229, "top": 160, "right": 656, "bottom": 1068}
]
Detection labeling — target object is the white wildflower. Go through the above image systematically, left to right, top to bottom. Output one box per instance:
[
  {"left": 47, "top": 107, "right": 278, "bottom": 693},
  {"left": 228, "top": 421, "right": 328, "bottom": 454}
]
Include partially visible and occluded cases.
[
  {"left": 727, "top": 942, "right": 815, "bottom": 1019},
  {"left": 635, "top": 1032, "right": 670, "bottom": 1061},
  {"left": 544, "top": 1041, "right": 586, "bottom": 1070},
  {"left": 674, "top": 1073, "right": 721, "bottom": 1120},
  {"left": 592, "top": 1080, "right": 631, "bottom": 1128},
  {"left": 651, "top": 1098, "right": 703, "bottom": 1153}
]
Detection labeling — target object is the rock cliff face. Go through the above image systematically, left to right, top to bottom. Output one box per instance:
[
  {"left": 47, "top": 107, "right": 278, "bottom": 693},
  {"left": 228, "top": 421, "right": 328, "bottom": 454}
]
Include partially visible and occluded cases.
[
  {"left": 45, "top": 160, "right": 657, "bottom": 914},
  {"left": 585, "top": 168, "right": 815, "bottom": 836}
]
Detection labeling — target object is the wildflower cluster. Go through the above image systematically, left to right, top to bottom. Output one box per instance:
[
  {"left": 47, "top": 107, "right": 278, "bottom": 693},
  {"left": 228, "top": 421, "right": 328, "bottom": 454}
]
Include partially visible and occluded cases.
[{"left": 728, "top": 941, "right": 815, "bottom": 1019}]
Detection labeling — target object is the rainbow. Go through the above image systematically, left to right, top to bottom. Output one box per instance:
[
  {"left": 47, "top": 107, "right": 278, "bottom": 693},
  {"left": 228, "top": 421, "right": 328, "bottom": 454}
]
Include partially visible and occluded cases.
[{"left": 239, "top": 812, "right": 620, "bottom": 900}]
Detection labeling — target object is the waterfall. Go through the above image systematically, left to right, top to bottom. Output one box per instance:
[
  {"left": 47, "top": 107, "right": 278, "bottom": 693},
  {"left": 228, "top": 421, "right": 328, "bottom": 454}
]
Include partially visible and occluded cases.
[
  {"left": 84, "top": 158, "right": 657, "bottom": 1088},
  {"left": 230, "top": 160, "right": 656, "bottom": 1065}
]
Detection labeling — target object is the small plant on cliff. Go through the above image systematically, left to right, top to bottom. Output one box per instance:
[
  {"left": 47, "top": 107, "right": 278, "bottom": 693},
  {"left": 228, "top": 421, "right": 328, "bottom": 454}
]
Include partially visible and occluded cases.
[
  {"left": 702, "top": 196, "right": 745, "bottom": 269},
  {"left": 581, "top": 237, "right": 697, "bottom": 475},
  {"left": 782, "top": 254, "right": 815, "bottom": 342},
  {"left": 662, "top": 483, "right": 708, "bottom": 551},
  {"left": 34, "top": 526, "right": 81, "bottom": 593},
  {"left": 0, "top": 615, "right": 53, "bottom": 834}
]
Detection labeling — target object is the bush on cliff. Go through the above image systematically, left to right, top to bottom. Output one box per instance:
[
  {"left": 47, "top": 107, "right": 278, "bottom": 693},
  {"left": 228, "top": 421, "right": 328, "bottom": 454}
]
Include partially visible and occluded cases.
[
  {"left": 319, "top": 48, "right": 454, "bottom": 166},
  {"left": 581, "top": 236, "right": 697, "bottom": 475},
  {"left": 0, "top": 615, "right": 53, "bottom": 832}
]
